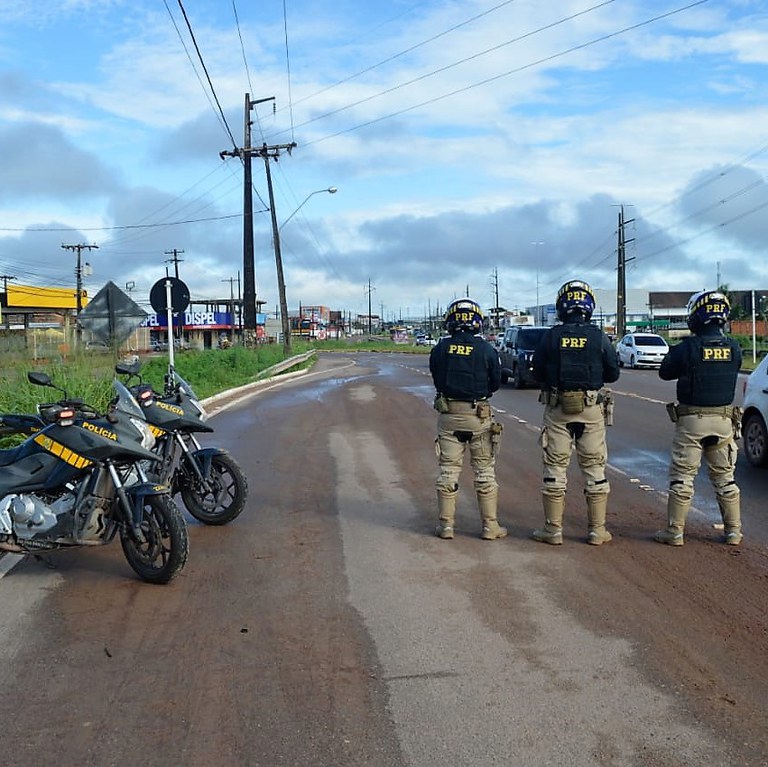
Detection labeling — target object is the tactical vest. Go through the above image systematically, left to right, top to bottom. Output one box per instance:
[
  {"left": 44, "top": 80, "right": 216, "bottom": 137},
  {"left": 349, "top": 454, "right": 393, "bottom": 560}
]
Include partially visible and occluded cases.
[
  {"left": 544, "top": 322, "right": 604, "bottom": 391},
  {"left": 433, "top": 334, "right": 491, "bottom": 401},
  {"left": 677, "top": 335, "right": 739, "bottom": 406}
]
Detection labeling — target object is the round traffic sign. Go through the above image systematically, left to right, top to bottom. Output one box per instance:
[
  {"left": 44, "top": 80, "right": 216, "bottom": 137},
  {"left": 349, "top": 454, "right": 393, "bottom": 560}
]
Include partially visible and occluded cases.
[{"left": 150, "top": 277, "right": 190, "bottom": 314}]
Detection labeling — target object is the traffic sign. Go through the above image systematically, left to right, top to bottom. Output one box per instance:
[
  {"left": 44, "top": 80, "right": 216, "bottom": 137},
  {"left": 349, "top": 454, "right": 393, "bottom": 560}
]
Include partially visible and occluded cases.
[{"left": 150, "top": 277, "right": 190, "bottom": 315}]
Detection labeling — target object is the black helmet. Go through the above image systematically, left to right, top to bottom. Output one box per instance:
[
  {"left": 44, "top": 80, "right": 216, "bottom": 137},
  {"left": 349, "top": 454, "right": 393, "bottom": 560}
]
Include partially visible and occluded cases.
[
  {"left": 556, "top": 280, "right": 596, "bottom": 322},
  {"left": 687, "top": 290, "right": 730, "bottom": 332},
  {"left": 444, "top": 298, "right": 484, "bottom": 334}
]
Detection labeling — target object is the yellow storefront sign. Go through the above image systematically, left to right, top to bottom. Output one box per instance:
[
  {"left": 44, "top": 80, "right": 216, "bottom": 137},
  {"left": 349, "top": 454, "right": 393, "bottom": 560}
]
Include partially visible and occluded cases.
[{"left": 7, "top": 284, "right": 87, "bottom": 310}]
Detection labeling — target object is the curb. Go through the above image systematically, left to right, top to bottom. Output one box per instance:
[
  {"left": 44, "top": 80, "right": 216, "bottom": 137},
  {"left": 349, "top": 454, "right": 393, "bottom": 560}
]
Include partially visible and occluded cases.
[{"left": 200, "top": 350, "right": 316, "bottom": 415}]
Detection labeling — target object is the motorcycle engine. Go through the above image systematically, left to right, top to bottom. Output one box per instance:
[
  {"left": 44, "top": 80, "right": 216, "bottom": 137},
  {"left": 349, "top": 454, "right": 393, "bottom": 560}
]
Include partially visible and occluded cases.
[{"left": 0, "top": 491, "right": 76, "bottom": 541}]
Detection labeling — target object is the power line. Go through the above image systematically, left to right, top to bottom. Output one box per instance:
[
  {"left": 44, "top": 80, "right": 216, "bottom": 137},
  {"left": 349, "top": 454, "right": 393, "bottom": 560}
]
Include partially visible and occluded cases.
[
  {"left": 163, "top": 0, "right": 233, "bottom": 146},
  {"left": 173, "top": 0, "right": 238, "bottom": 150},
  {"left": 231, "top": 0, "right": 254, "bottom": 96},
  {"left": 281, "top": 0, "right": 527, "bottom": 115},
  {"left": 281, "top": 0, "right": 295, "bottom": 144},
  {"left": 296, "top": 1, "right": 711, "bottom": 148},
  {"left": 0, "top": 213, "right": 244, "bottom": 233}
]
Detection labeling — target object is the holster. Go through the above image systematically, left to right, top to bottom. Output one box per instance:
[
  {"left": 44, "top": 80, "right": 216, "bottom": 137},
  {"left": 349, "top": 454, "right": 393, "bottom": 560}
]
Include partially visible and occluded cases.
[
  {"left": 599, "top": 388, "right": 614, "bottom": 426},
  {"left": 665, "top": 402, "right": 679, "bottom": 423},
  {"left": 731, "top": 405, "right": 743, "bottom": 440},
  {"left": 490, "top": 420, "right": 503, "bottom": 455}
]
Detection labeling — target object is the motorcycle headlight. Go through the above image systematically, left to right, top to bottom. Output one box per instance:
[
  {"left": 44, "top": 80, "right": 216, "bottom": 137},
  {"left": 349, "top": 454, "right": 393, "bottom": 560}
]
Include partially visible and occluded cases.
[{"left": 130, "top": 418, "right": 156, "bottom": 450}]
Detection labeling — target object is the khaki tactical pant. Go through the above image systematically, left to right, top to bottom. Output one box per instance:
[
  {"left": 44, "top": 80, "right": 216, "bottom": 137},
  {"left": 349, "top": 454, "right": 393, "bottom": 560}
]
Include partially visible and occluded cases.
[
  {"left": 540, "top": 400, "right": 609, "bottom": 499},
  {"left": 435, "top": 406, "right": 499, "bottom": 498},
  {"left": 668, "top": 412, "right": 739, "bottom": 508}
]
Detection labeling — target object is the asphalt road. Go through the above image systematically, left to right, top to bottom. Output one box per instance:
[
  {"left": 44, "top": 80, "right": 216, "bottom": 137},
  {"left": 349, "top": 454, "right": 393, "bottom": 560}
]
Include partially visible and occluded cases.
[{"left": 0, "top": 351, "right": 766, "bottom": 767}]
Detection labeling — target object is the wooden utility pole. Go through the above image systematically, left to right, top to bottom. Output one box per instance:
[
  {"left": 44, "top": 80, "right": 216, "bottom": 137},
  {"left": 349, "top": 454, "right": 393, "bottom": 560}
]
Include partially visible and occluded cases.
[
  {"left": 220, "top": 94, "right": 296, "bottom": 350},
  {"left": 259, "top": 140, "right": 297, "bottom": 354},
  {"left": 615, "top": 206, "right": 634, "bottom": 338},
  {"left": 61, "top": 243, "right": 98, "bottom": 340},
  {"left": 164, "top": 249, "right": 184, "bottom": 279},
  {"left": 0, "top": 274, "right": 16, "bottom": 328},
  {"left": 222, "top": 276, "right": 238, "bottom": 340},
  {"left": 366, "top": 279, "right": 375, "bottom": 336}
]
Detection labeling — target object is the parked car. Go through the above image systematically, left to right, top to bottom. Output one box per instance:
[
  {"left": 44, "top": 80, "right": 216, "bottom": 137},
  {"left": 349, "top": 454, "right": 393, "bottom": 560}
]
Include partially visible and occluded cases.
[
  {"left": 499, "top": 326, "right": 549, "bottom": 388},
  {"left": 415, "top": 333, "right": 437, "bottom": 347},
  {"left": 615, "top": 333, "right": 669, "bottom": 369},
  {"left": 152, "top": 338, "right": 190, "bottom": 352},
  {"left": 84, "top": 340, "right": 111, "bottom": 353},
  {"left": 741, "top": 353, "right": 768, "bottom": 466}
]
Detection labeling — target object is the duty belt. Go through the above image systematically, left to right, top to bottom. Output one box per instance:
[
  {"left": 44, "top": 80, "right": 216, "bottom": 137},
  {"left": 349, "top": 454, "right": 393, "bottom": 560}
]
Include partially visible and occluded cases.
[
  {"left": 446, "top": 398, "right": 486, "bottom": 412},
  {"left": 676, "top": 404, "right": 733, "bottom": 417}
]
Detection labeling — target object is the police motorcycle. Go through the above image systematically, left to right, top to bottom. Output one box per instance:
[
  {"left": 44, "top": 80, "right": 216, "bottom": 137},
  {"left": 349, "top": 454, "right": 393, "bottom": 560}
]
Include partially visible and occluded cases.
[
  {"left": 114, "top": 359, "right": 248, "bottom": 526},
  {"left": 0, "top": 371, "right": 189, "bottom": 584}
]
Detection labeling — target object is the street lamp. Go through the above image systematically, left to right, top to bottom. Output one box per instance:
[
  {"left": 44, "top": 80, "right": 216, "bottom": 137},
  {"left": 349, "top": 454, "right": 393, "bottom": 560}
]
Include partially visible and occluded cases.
[
  {"left": 271, "top": 186, "right": 337, "bottom": 355},
  {"left": 279, "top": 187, "right": 337, "bottom": 231}
]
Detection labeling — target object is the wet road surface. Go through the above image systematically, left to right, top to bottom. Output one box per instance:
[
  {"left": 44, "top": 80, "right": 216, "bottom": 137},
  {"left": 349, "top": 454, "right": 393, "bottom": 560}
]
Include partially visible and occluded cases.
[{"left": 0, "top": 351, "right": 766, "bottom": 767}]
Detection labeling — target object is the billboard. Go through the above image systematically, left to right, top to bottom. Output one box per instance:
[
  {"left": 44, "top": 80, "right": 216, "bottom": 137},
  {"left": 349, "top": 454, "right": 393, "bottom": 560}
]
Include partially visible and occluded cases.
[{"left": 8, "top": 284, "right": 86, "bottom": 310}]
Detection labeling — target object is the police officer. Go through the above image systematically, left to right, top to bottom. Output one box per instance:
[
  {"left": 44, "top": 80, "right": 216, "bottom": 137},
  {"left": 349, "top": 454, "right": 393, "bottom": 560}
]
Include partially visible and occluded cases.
[
  {"left": 531, "top": 280, "right": 620, "bottom": 545},
  {"left": 656, "top": 290, "right": 743, "bottom": 546},
  {"left": 429, "top": 298, "right": 506, "bottom": 540}
]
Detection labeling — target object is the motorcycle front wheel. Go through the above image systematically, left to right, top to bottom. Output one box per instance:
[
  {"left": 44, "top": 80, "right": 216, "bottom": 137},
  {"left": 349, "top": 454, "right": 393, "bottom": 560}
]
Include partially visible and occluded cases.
[
  {"left": 180, "top": 452, "right": 248, "bottom": 526},
  {"left": 120, "top": 495, "right": 189, "bottom": 584}
]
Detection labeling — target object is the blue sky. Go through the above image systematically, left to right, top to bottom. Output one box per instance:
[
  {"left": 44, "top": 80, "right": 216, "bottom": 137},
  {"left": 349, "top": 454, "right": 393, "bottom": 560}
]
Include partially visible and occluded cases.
[{"left": 1, "top": 0, "right": 768, "bottom": 322}]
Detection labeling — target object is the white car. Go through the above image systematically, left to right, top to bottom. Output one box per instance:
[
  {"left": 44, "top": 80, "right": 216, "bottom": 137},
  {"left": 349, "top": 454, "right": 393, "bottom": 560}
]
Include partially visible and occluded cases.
[
  {"left": 615, "top": 333, "right": 669, "bottom": 369},
  {"left": 742, "top": 353, "right": 768, "bottom": 466}
]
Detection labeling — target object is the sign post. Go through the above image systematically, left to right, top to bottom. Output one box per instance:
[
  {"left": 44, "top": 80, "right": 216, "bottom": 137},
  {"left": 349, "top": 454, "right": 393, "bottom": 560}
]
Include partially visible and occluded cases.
[{"left": 149, "top": 276, "right": 190, "bottom": 373}]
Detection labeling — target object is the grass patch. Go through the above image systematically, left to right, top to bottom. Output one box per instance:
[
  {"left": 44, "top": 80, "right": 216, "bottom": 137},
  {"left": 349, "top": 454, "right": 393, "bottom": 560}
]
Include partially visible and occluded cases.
[{"left": 0, "top": 337, "right": 414, "bottom": 421}]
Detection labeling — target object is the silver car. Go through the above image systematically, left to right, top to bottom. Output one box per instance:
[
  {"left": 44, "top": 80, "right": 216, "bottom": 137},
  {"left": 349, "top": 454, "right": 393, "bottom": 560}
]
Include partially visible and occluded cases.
[
  {"left": 615, "top": 332, "right": 669, "bottom": 369},
  {"left": 742, "top": 353, "right": 768, "bottom": 466}
]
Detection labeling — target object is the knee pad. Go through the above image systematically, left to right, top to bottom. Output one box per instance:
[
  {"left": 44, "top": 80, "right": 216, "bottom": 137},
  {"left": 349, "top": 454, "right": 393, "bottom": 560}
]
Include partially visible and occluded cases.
[
  {"left": 542, "top": 475, "right": 567, "bottom": 496},
  {"left": 668, "top": 477, "right": 694, "bottom": 502},
  {"left": 584, "top": 478, "right": 610, "bottom": 497},
  {"left": 714, "top": 479, "right": 740, "bottom": 500}
]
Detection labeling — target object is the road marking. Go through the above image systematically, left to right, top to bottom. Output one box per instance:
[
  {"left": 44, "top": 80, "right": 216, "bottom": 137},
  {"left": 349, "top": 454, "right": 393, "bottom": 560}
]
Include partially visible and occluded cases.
[
  {"left": 613, "top": 390, "right": 668, "bottom": 405},
  {"left": 0, "top": 553, "right": 23, "bottom": 579}
]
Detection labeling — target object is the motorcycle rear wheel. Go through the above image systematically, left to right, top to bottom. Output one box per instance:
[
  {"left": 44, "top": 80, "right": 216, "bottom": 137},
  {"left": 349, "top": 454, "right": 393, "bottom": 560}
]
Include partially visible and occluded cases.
[
  {"left": 180, "top": 452, "right": 248, "bottom": 526},
  {"left": 120, "top": 495, "right": 189, "bottom": 584}
]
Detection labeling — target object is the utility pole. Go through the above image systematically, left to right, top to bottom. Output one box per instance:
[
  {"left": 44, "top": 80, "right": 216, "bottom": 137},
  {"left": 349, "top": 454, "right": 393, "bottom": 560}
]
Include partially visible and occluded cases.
[
  {"left": 220, "top": 94, "right": 296, "bottom": 351},
  {"left": 260, "top": 139, "right": 297, "bottom": 354},
  {"left": 615, "top": 205, "right": 635, "bottom": 338},
  {"left": 531, "top": 242, "right": 544, "bottom": 324},
  {"left": 62, "top": 243, "right": 98, "bottom": 340},
  {"left": 164, "top": 249, "right": 184, "bottom": 279},
  {"left": 490, "top": 267, "right": 500, "bottom": 332},
  {"left": 236, "top": 270, "right": 242, "bottom": 338},
  {"left": 0, "top": 274, "right": 16, "bottom": 328},
  {"left": 222, "top": 277, "right": 237, "bottom": 340},
  {"left": 365, "top": 279, "right": 375, "bottom": 336}
]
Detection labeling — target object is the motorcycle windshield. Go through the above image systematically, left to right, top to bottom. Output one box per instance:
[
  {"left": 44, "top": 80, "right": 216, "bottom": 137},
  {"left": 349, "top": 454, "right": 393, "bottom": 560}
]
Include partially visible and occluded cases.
[
  {"left": 172, "top": 371, "right": 199, "bottom": 401},
  {"left": 112, "top": 379, "right": 146, "bottom": 420}
]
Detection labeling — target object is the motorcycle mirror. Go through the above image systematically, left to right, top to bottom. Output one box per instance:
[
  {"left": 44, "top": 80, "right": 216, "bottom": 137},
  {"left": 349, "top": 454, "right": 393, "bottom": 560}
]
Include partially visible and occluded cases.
[
  {"left": 115, "top": 359, "right": 142, "bottom": 378},
  {"left": 27, "top": 371, "right": 53, "bottom": 387},
  {"left": 27, "top": 371, "right": 68, "bottom": 398}
]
